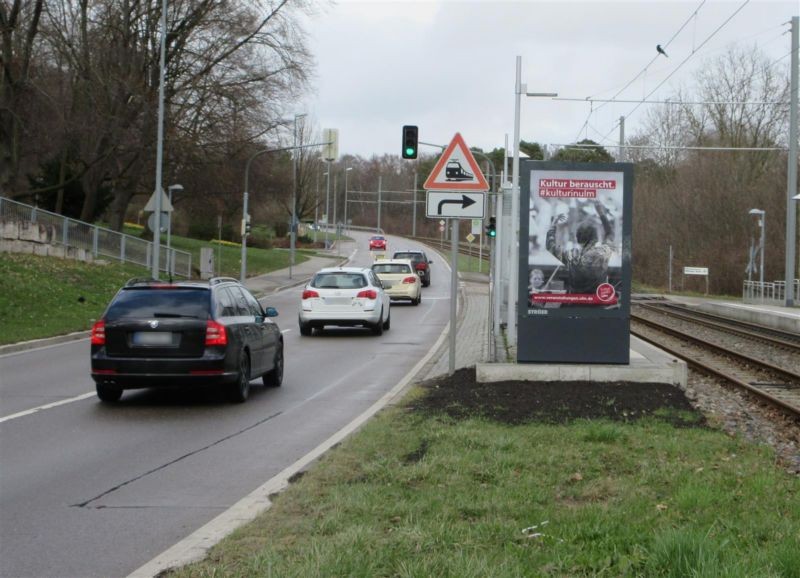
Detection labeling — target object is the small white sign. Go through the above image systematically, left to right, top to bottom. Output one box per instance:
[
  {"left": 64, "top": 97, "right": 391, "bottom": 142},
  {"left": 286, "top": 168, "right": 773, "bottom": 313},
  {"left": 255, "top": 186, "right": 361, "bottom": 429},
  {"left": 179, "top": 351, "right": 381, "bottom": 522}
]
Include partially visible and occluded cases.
[
  {"left": 426, "top": 192, "right": 485, "bottom": 219},
  {"left": 471, "top": 219, "right": 482, "bottom": 235},
  {"left": 683, "top": 267, "right": 709, "bottom": 275}
]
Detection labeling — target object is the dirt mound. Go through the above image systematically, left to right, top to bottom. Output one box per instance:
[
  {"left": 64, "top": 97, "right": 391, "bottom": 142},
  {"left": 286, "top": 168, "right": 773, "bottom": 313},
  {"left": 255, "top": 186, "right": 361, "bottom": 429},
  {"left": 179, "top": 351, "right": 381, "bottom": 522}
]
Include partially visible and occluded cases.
[{"left": 410, "top": 367, "right": 706, "bottom": 428}]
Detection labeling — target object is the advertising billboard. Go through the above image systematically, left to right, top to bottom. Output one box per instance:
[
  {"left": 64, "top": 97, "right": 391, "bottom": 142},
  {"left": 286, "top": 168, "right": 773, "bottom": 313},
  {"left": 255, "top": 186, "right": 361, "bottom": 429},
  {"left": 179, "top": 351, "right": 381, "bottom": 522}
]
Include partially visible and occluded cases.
[{"left": 518, "top": 161, "right": 633, "bottom": 364}]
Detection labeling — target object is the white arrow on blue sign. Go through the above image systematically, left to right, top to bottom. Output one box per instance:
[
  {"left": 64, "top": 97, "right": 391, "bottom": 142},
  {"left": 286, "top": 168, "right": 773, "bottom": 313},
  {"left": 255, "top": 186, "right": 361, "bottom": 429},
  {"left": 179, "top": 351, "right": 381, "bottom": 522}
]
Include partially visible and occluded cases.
[{"left": 426, "top": 192, "right": 485, "bottom": 219}]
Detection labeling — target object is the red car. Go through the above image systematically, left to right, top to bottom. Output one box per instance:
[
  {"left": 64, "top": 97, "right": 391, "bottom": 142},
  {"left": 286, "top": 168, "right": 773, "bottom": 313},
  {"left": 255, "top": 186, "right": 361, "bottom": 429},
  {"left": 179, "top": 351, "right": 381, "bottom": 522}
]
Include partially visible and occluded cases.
[{"left": 368, "top": 235, "right": 387, "bottom": 251}]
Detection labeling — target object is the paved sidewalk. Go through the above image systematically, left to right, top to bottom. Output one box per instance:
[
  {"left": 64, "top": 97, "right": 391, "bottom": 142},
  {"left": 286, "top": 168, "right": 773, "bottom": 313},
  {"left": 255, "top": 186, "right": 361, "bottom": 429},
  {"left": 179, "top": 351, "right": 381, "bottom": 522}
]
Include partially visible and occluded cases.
[
  {"left": 243, "top": 249, "right": 348, "bottom": 298},
  {"left": 422, "top": 279, "right": 491, "bottom": 380}
]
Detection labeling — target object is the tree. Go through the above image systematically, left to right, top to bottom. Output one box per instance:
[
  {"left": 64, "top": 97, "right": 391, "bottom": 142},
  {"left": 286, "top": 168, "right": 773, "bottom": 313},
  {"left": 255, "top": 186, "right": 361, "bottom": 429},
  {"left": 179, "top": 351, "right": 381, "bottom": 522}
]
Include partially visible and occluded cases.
[
  {"left": 0, "top": 0, "right": 45, "bottom": 194},
  {"left": 551, "top": 139, "right": 612, "bottom": 163}
]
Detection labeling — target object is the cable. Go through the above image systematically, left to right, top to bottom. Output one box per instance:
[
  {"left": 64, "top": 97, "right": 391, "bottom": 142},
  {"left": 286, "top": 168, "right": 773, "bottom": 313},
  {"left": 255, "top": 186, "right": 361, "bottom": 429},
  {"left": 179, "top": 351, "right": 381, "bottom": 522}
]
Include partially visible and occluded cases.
[
  {"left": 587, "top": 0, "right": 707, "bottom": 111},
  {"left": 598, "top": 0, "right": 752, "bottom": 144},
  {"left": 556, "top": 97, "right": 787, "bottom": 106}
]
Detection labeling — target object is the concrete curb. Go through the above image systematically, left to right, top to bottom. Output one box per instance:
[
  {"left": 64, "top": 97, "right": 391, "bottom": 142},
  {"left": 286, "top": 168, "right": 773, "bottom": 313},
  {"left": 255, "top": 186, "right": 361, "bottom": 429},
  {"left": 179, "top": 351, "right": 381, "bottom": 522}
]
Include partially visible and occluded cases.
[{"left": 0, "top": 330, "right": 90, "bottom": 356}]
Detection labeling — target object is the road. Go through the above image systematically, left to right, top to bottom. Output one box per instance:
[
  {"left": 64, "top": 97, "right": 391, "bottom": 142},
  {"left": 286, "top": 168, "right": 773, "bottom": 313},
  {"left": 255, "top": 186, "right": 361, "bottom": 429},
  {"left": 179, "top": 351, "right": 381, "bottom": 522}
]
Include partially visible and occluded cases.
[{"left": 0, "top": 232, "right": 450, "bottom": 578}]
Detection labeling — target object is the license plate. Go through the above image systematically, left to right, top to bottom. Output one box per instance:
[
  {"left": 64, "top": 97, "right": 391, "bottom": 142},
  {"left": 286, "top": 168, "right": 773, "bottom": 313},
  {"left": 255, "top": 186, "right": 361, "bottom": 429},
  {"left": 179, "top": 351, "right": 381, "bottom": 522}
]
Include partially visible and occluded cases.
[{"left": 132, "top": 332, "right": 174, "bottom": 346}]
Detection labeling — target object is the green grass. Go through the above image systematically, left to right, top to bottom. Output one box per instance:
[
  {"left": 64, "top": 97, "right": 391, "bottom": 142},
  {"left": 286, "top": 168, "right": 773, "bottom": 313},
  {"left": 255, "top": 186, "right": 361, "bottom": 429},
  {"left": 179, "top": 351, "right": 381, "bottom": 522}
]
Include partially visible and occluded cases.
[
  {"left": 121, "top": 227, "right": 310, "bottom": 280},
  {"left": 0, "top": 231, "right": 319, "bottom": 345},
  {"left": 0, "top": 253, "right": 146, "bottom": 344},
  {"left": 457, "top": 253, "right": 490, "bottom": 274},
  {"left": 168, "top": 402, "right": 799, "bottom": 578}
]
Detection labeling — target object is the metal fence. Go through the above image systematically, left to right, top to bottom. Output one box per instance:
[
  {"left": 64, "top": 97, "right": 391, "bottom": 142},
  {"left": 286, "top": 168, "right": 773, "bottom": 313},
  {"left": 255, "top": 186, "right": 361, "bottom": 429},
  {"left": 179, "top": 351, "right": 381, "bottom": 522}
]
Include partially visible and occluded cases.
[
  {"left": 0, "top": 196, "right": 192, "bottom": 277},
  {"left": 742, "top": 279, "right": 800, "bottom": 306}
]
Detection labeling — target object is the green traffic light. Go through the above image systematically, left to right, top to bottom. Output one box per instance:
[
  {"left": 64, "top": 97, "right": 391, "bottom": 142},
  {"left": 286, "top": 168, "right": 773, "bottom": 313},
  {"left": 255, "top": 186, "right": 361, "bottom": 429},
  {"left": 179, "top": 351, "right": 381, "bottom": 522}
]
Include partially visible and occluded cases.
[{"left": 405, "top": 147, "right": 415, "bottom": 156}]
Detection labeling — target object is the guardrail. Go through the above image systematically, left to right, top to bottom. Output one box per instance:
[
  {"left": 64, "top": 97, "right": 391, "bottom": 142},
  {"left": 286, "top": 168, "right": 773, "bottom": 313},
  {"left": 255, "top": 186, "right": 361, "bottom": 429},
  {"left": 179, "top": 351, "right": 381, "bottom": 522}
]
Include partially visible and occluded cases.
[
  {"left": 0, "top": 196, "right": 192, "bottom": 277},
  {"left": 743, "top": 279, "right": 800, "bottom": 306}
]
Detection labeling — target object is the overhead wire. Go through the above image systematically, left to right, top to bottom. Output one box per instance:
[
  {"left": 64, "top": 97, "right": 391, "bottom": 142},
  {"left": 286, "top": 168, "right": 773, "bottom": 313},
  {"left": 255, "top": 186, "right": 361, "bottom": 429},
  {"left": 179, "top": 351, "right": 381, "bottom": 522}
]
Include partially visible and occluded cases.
[
  {"left": 572, "top": 0, "right": 707, "bottom": 143},
  {"left": 597, "top": 0, "right": 752, "bottom": 144}
]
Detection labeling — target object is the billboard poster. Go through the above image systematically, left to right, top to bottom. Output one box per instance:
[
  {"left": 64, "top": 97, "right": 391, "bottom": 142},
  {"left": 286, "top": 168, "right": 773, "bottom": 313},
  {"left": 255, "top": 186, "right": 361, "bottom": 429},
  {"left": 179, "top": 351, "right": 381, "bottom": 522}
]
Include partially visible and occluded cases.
[
  {"left": 517, "top": 161, "right": 632, "bottom": 364},
  {"left": 527, "top": 170, "right": 624, "bottom": 312}
]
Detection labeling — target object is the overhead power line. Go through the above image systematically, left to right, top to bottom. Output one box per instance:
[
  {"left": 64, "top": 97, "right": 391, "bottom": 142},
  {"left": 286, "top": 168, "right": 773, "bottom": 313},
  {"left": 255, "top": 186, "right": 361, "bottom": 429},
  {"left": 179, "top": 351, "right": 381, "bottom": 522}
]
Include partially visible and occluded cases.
[
  {"left": 574, "top": 0, "right": 707, "bottom": 141},
  {"left": 598, "top": 0, "right": 752, "bottom": 143},
  {"left": 556, "top": 97, "right": 787, "bottom": 106},
  {"left": 550, "top": 143, "right": 787, "bottom": 152}
]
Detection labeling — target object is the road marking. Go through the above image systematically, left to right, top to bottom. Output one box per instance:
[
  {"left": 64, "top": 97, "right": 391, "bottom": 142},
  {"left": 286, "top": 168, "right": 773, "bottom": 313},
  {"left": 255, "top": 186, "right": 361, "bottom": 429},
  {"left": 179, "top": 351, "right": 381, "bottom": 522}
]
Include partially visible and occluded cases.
[
  {"left": 127, "top": 316, "right": 451, "bottom": 578},
  {"left": 280, "top": 329, "right": 291, "bottom": 334},
  {"left": 0, "top": 392, "right": 96, "bottom": 424}
]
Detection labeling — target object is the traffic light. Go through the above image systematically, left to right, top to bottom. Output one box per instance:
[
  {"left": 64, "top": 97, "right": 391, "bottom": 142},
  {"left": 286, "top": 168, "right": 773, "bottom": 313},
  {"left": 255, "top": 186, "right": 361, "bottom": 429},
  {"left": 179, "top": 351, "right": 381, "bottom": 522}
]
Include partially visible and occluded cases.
[
  {"left": 401, "top": 125, "right": 418, "bottom": 159},
  {"left": 242, "top": 215, "right": 252, "bottom": 237},
  {"left": 485, "top": 217, "right": 497, "bottom": 238}
]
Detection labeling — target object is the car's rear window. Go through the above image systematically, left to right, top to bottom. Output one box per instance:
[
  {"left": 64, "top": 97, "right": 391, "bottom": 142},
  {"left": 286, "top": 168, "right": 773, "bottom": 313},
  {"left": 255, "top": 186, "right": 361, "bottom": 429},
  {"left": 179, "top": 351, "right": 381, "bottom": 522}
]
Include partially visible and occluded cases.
[
  {"left": 393, "top": 252, "right": 421, "bottom": 261},
  {"left": 373, "top": 263, "right": 412, "bottom": 274},
  {"left": 312, "top": 273, "right": 367, "bottom": 289},
  {"left": 106, "top": 288, "right": 211, "bottom": 321}
]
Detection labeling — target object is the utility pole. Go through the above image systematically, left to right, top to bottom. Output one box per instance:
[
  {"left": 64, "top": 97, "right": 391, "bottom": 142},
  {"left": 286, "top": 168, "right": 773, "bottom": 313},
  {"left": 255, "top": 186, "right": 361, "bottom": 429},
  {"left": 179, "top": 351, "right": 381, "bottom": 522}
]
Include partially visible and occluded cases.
[
  {"left": 151, "top": 0, "right": 168, "bottom": 279},
  {"left": 785, "top": 15, "right": 798, "bottom": 307},
  {"left": 618, "top": 116, "right": 626, "bottom": 162},
  {"left": 412, "top": 171, "right": 418, "bottom": 237},
  {"left": 377, "top": 175, "right": 382, "bottom": 232}
]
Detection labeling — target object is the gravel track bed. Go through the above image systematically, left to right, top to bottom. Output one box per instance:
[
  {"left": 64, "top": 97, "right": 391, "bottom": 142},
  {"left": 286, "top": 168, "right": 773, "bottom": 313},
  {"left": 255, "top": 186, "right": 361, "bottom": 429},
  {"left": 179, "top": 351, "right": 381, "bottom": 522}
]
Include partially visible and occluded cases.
[{"left": 633, "top": 305, "right": 800, "bottom": 475}]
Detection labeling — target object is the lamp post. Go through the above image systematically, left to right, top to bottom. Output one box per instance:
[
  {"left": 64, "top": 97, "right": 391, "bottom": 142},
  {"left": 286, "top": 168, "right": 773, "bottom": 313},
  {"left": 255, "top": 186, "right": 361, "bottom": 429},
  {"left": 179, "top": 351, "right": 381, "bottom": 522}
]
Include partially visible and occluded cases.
[
  {"left": 151, "top": 0, "right": 168, "bottom": 279},
  {"left": 508, "top": 55, "right": 557, "bottom": 343},
  {"left": 290, "top": 113, "right": 307, "bottom": 279},
  {"left": 324, "top": 164, "right": 331, "bottom": 248},
  {"left": 343, "top": 166, "right": 353, "bottom": 235},
  {"left": 167, "top": 184, "right": 183, "bottom": 275},
  {"left": 749, "top": 209, "right": 765, "bottom": 285}
]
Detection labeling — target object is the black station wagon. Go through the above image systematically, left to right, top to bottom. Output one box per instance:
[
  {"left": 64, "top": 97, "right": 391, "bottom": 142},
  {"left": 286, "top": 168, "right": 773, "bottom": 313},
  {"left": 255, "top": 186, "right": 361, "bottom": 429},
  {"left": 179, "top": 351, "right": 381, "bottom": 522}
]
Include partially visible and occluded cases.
[{"left": 90, "top": 277, "right": 283, "bottom": 403}]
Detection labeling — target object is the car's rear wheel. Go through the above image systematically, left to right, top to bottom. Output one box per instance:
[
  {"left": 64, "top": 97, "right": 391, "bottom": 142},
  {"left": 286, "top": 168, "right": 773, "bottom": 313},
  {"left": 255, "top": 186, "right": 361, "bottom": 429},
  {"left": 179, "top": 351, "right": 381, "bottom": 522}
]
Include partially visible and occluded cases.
[
  {"left": 414, "top": 293, "right": 421, "bottom": 305},
  {"left": 371, "top": 310, "right": 384, "bottom": 335},
  {"left": 383, "top": 311, "right": 391, "bottom": 330},
  {"left": 299, "top": 320, "right": 312, "bottom": 336},
  {"left": 263, "top": 342, "right": 283, "bottom": 387},
  {"left": 230, "top": 350, "right": 250, "bottom": 403},
  {"left": 96, "top": 383, "right": 122, "bottom": 403}
]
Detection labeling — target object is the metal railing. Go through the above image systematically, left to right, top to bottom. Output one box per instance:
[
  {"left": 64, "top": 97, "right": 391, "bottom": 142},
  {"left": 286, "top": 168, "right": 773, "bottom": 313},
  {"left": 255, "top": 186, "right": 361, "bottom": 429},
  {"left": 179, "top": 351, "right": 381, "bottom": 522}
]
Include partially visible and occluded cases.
[
  {"left": 0, "top": 196, "right": 192, "bottom": 277},
  {"left": 743, "top": 279, "right": 800, "bottom": 306}
]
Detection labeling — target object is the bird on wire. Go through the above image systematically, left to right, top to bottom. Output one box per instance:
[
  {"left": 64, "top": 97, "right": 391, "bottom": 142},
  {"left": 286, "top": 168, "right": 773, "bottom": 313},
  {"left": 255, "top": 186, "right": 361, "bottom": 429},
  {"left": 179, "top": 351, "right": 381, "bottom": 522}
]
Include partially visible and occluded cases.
[{"left": 656, "top": 44, "right": 668, "bottom": 58}]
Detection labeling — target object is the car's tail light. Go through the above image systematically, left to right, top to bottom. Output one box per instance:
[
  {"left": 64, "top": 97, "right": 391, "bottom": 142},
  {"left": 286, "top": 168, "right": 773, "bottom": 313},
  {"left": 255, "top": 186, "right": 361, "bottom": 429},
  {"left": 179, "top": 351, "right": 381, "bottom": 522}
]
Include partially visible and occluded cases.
[
  {"left": 415, "top": 262, "right": 427, "bottom": 271},
  {"left": 402, "top": 276, "right": 417, "bottom": 284},
  {"left": 302, "top": 289, "right": 320, "bottom": 300},
  {"left": 357, "top": 289, "right": 378, "bottom": 300},
  {"left": 90, "top": 320, "right": 106, "bottom": 345},
  {"left": 205, "top": 320, "right": 228, "bottom": 346}
]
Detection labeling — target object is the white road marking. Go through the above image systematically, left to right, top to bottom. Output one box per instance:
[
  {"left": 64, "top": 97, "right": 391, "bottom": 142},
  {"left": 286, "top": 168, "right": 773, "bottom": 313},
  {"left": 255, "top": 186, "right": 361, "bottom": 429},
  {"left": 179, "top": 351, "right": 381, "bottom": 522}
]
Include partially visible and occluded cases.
[
  {"left": 127, "top": 318, "right": 451, "bottom": 578},
  {"left": 0, "top": 392, "right": 96, "bottom": 424}
]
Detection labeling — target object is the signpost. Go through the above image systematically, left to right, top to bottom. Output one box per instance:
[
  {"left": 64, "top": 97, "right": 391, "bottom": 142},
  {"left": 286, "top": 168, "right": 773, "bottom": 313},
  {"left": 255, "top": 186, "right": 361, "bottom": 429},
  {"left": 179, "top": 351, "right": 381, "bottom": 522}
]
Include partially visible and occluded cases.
[
  {"left": 424, "top": 133, "right": 488, "bottom": 374},
  {"left": 683, "top": 266, "right": 709, "bottom": 295}
]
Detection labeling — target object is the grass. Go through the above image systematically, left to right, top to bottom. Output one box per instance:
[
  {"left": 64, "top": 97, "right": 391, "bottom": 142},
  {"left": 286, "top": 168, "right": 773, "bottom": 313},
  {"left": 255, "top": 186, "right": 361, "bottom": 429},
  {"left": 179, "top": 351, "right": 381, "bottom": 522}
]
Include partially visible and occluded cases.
[
  {"left": 121, "top": 226, "right": 311, "bottom": 280},
  {"left": 0, "top": 231, "right": 319, "bottom": 345},
  {"left": 168, "top": 401, "right": 799, "bottom": 577}
]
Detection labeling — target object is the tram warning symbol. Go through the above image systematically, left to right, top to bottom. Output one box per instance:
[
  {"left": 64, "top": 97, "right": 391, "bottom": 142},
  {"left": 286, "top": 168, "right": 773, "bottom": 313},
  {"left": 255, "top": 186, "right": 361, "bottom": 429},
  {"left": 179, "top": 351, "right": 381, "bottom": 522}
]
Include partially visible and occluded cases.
[
  {"left": 423, "top": 133, "right": 489, "bottom": 192},
  {"left": 445, "top": 160, "right": 473, "bottom": 181}
]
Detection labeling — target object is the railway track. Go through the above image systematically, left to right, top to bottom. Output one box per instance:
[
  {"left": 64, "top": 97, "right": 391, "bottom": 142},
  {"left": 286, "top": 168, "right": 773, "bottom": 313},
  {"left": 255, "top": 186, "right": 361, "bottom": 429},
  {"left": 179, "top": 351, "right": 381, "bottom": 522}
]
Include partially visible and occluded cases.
[
  {"left": 635, "top": 301, "right": 800, "bottom": 352},
  {"left": 631, "top": 310, "right": 800, "bottom": 419}
]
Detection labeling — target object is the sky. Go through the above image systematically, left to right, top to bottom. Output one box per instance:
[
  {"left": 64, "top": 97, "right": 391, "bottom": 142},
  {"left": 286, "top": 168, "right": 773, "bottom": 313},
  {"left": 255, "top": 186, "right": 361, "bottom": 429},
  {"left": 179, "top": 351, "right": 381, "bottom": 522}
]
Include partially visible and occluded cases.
[{"left": 298, "top": 0, "right": 797, "bottom": 161}]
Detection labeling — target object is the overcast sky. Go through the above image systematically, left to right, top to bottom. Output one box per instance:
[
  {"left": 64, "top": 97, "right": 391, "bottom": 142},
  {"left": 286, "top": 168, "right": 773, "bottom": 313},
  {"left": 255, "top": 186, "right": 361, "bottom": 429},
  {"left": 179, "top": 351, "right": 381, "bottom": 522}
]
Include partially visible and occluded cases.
[{"left": 298, "top": 0, "right": 797, "bottom": 161}]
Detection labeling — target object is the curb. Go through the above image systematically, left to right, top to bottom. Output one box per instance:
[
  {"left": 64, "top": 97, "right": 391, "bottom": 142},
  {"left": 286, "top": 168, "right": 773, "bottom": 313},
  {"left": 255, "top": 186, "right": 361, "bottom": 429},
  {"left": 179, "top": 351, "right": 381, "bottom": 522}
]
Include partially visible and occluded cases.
[{"left": 0, "top": 330, "right": 90, "bottom": 356}]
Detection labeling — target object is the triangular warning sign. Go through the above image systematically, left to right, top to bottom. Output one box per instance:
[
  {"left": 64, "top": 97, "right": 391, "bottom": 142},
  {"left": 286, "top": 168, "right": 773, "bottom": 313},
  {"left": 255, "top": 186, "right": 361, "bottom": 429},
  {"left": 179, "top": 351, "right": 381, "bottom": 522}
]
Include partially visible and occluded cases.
[
  {"left": 423, "top": 133, "right": 489, "bottom": 192},
  {"left": 143, "top": 189, "right": 173, "bottom": 212}
]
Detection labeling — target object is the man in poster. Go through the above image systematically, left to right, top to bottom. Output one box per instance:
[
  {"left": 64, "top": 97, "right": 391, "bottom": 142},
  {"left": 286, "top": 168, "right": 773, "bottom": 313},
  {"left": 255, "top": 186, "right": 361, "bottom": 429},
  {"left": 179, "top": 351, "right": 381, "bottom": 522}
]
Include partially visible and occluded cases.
[{"left": 529, "top": 173, "right": 623, "bottom": 309}]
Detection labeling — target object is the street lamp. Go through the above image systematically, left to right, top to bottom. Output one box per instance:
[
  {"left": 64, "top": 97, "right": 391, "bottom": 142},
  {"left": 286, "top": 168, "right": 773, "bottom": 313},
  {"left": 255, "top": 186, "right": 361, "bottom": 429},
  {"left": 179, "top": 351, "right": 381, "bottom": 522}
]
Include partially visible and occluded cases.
[
  {"left": 151, "top": 0, "right": 169, "bottom": 279},
  {"left": 508, "top": 55, "right": 557, "bottom": 343},
  {"left": 290, "top": 113, "right": 307, "bottom": 279},
  {"left": 343, "top": 166, "right": 353, "bottom": 235},
  {"left": 324, "top": 167, "right": 331, "bottom": 248},
  {"left": 167, "top": 184, "right": 183, "bottom": 275},
  {"left": 749, "top": 209, "right": 765, "bottom": 285}
]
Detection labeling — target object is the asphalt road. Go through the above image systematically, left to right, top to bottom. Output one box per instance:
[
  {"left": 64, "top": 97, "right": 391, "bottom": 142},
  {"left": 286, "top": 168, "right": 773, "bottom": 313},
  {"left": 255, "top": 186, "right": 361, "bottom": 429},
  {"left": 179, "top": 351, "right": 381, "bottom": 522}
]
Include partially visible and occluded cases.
[{"left": 0, "top": 232, "right": 450, "bottom": 578}]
